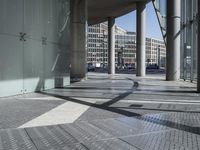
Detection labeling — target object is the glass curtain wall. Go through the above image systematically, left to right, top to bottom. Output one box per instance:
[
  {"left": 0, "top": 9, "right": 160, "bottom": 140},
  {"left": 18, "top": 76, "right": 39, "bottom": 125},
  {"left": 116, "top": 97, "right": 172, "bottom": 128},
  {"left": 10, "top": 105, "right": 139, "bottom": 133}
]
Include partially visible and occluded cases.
[
  {"left": 0, "top": 0, "right": 70, "bottom": 97},
  {"left": 152, "top": 0, "right": 167, "bottom": 44},
  {"left": 153, "top": 0, "right": 198, "bottom": 82},
  {"left": 180, "top": 0, "right": 198, "bottom": 81}
]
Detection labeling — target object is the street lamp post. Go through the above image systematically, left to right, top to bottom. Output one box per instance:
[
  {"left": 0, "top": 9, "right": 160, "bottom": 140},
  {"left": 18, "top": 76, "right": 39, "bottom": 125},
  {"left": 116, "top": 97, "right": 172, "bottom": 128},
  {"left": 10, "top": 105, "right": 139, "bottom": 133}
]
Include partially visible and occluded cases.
[
  {"left": 102, "top": 30, "right": 106, "bottom": 68},
  {"left": 102, "top": 34, "right": 105, "bottom": 68},
  {"left": 157, "top": 45, "right": 161, "bottom": 69},
  {"left": 121, "top": 46, "right": 124, "bottom": 68}
]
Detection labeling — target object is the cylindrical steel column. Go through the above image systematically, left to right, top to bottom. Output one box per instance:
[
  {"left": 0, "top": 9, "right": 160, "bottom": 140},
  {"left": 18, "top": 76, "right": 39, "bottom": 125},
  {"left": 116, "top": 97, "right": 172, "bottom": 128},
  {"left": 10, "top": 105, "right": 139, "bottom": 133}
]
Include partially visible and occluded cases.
[
  {"left": 70, "top": 0, "right": 88, "bottom": 81},
  {"left": 166, "top": 0, "right": 181, "bottom": 81},
  {"left": 197, "top": 0, "right": 200, "bottom": 92},
  {"left": 136, "top": 2, "right": 146, "bottom": 77},
  {"left": 108, "top": 17, "right": 115, "bottom": 75}
]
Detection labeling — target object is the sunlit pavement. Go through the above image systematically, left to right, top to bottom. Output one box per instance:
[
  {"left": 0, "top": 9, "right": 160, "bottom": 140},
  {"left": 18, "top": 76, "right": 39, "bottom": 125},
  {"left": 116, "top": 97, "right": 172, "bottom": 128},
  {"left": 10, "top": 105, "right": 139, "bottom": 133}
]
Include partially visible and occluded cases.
[{"left": 0, "top": 73, "right": 199, "bottom": 150}]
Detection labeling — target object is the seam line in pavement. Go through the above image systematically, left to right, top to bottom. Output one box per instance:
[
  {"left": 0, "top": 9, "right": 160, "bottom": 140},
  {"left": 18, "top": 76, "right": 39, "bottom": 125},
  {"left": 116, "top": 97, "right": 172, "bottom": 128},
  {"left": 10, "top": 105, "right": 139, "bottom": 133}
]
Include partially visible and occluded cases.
[
  {"left": 101, "top": 80, "right": 138, "bottom": 106},
  {"left": 58, "top": 124, "right": 90, "bottom": 150},
  {"left": 58, "top": 125, "right": 81, "bottom": 144},
  {"left": 24, "top": 128, "right": 39, "bottom": 150},
  {"left": 119, "top": 138, "right": 142, "bottom": 150},
  {"left": 80, "top": 143, "right": 90, "bottom": 150}
]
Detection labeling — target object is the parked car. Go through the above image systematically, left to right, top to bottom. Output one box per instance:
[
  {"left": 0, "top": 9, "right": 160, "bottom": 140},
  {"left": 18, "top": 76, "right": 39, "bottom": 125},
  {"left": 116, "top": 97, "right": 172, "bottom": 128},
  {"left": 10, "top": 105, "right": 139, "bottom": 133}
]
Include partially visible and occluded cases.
[
  {"left": 87, "top": 63, "right": 95, "bottom": 71},
  {"left": 124, "top": 63, "right": 135, "bottom": 70},
  {"left": 127, "top": 64, "right": 135, "bottom": 70},
  {"left": 146, "top": 64, "right": 159, "bottom": 69}
]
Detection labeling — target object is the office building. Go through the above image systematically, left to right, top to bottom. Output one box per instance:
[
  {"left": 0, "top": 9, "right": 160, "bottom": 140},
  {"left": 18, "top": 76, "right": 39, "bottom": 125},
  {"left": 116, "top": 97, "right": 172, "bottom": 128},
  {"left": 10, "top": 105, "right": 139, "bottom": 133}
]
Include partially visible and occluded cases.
[{"left": 87, "top": 23, "right": 166, "bottom": 68}]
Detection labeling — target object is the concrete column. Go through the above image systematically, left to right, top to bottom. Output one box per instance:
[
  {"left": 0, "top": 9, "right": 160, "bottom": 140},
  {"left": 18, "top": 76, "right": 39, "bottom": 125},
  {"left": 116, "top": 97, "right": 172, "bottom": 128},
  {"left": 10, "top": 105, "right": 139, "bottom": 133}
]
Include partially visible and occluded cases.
[
  {"left": 70, "top": 0, "right": 87, "bottom": 81},
  {"left": 166, "top": 0, "right": 181, "bottom": 81},
  {"left": 197, "top": 0, "right": 200, "bottom": 92},
  {"left": 136, "top": 2, "right": 146, "bottom": 77},
  {"left": 108, "top": 17, "right": 115, "bottom": 75}
]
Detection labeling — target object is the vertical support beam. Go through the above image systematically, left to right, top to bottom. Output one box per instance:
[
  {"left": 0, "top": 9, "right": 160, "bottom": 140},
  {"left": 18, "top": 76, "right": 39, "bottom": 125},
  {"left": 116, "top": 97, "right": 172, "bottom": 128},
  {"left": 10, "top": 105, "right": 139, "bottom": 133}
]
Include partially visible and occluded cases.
[
  {"left": 70, "top": 0, "right": 87, "bottom": 81},
  {"left": 166, "top": 0, "right": 181, "bottom": 81},
  {"left": 197, "top": 0, "right": 200, "bottom": 92},
  {"left": 136, "top": 2, "right": 146, "bottom": 77},
  {"left": 108, "top": 17, "right": 115, "bottom": 75},
  {"left": 157, "top": 45, "right": 161, "bottom": 68}
]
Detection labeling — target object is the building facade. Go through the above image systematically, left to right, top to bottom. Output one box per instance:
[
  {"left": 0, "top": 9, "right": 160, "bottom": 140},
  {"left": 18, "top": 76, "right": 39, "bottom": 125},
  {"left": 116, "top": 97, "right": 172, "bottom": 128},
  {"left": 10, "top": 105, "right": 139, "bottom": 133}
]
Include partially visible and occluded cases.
[
  {"left": 0, "top": 0, "right": 71, "bottom": 97},
  {"left": 0, "top": 0, "right": 199, "bottom": 97},
  {"left": 153, "top": 0, "right": 199, "bottom": 82},
  {"left": 87, "top": 22, "right": 166, "bottom": 68}
]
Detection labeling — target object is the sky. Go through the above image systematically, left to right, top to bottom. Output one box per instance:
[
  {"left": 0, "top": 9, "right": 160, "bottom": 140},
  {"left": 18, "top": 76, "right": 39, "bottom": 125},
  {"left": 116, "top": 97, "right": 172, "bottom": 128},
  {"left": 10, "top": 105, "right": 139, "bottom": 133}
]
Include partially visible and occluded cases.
[{"left": 115, "top": 2, "right": 163, "bottom": 40}]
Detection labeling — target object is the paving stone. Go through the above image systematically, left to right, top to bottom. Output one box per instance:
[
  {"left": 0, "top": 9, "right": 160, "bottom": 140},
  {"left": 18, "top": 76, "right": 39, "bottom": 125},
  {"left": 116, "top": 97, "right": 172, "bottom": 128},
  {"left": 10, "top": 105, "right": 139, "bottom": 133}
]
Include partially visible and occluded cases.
[
  {"left": 0, "top": 73, "right": 199, "bottom": 149},
  {"left": 0, "top": 99, "right": 64, "bottom": 129},
  {"left": 76, "top": 107, "right": 124, "bottom": 121},
  {"left": 143, "top": 112, "right": 200, "bottom": 127},
  {"left": 117, "top": 117, "right": 170, "bottom": 133},
  {"left": 89, "top": 118, "right": 139, "bottom": 137},
  {"left": 60, "top": 122, "right": 113, "bottom": 142},
  {"left": 26, "top": 125, "right": 82, "bottom": 150},
  {"left": 0, "top": 128, "right": 36, "bottom": 150},
  {"left": 121, "top": 129, "right": 200, "bottom": 150},
  {"left": 83, "top": 138, "right": 140, "bottom": 150},
  {"left": 61, "top": 144, "right": 88, "bottom": 150}
]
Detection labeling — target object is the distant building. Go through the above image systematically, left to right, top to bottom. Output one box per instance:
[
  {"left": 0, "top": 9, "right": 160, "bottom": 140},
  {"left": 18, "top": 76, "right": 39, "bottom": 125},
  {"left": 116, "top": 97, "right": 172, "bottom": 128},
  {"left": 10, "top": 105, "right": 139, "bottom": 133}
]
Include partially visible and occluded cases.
[
  {"left": 87, "top": 22, "right": 166, "bottom": 68},
  {"left": 87, "top": 23, "right": 108, "bottom": 67}
]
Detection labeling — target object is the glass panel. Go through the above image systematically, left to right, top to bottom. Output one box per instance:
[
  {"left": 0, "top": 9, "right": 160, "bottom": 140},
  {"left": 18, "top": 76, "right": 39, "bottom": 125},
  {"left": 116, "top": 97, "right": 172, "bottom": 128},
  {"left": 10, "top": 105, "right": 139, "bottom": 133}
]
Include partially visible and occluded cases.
[
  {"left": 0, "top": 0, "right": 24, "bottom": 97},
  {"left": 0, "top": 0, "right": 23, "bottom": 36},
  {"left": 0, "top": 0, "right": 70, "bottom": 97},
  {"left": 23, "top": 0, "right": 70, "bottom": 93},
  {"left": 23, "top": 0, "right": 44, "bottom": 93},
  {"left": 24, "top": 0, "right": 45, "bottom": 40},
  {"left": 43, "top": 0, "right": 70, "bottom": 45},
  {"left": 43, "top": 0, "right": 59, "bottom": 43},
  {"left": 57, "top": 0, "right": 70, "bottom": 46},
  {"left": 152, "top": 0, "right": 167, "bottom": 44},
  {"left": 153, "top": 0, "right": 198, "bottom": 82},
  {"left": 180, "top": 0, "right": 198, "bottom": 81},
  {"left": 192, "top": 0, "right": 198, "bottom": 81},
  {"left": 0, "top": 35, "right": 23, "bottom": 97},
  {"left": 23, "top": 39, "right": 44, "bottom": 93},
  {"left": 44, "top": 43, "right": 70, "bottom": 90},
  {"left": 44, "top": 43, "right": 58, "bottom": 90},
  {"left": 54, "top": 44, "right": 70, "bottom": 87}
]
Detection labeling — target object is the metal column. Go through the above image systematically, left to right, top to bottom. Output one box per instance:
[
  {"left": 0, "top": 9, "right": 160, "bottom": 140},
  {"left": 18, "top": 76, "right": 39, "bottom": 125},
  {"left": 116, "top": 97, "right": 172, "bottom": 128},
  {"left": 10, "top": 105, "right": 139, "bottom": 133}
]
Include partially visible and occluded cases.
[
  {"left": 166, "top": 0, "right": 181, "bottom": 81},
  {"left": 197, "top": 0, "right": 200, "bottom": 92},
  {"left": 136, "top": 2, "right": 146, "bottom": 77},
  {"left": 108, "top": 17, "right": 115, "bottom": 75}
]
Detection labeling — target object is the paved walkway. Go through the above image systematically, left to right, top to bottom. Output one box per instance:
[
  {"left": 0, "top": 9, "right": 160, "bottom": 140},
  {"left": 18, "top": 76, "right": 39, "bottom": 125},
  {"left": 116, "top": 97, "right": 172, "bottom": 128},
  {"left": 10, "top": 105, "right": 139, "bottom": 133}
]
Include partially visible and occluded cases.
[{"left": 0, "top": 73, "right": 200, "bottom": 150}]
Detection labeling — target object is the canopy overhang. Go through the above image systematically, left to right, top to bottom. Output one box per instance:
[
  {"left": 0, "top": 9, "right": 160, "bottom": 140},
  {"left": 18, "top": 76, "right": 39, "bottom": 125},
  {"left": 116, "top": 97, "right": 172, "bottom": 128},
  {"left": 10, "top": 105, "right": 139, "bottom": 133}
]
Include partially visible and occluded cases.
[{"left": 88, "top": 0, "right": 150, "bottom": 25}]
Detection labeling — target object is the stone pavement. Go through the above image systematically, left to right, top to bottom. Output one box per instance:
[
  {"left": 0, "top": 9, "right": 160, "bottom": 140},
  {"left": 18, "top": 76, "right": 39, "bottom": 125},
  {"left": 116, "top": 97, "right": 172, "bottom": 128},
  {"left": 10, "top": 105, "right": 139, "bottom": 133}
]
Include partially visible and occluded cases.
[{"left": 0, "top": 73, "right": 200, "bottom": 150}]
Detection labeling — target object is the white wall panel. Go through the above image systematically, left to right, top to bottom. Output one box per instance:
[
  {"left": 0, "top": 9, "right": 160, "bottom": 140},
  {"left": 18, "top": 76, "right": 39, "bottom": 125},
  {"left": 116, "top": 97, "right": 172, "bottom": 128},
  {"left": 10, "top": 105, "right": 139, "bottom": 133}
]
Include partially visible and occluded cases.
[
  {"left": 0, "top": 0, "right": 23, "bottom": 36},
  {"left": 24, "top": 0, "right": 45, "bottom": 40},
  {"left": 44, "top": 0, "right": 59, "bottom": 44},
  {"left": 0, "top": 35, "right": 23, "bottom": 97},
  {"left": 23, "top": 39, "right": 44, "bottom": 93},
  {"left": 43, "top": 42, "right": 57, "bottom": 90}
]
